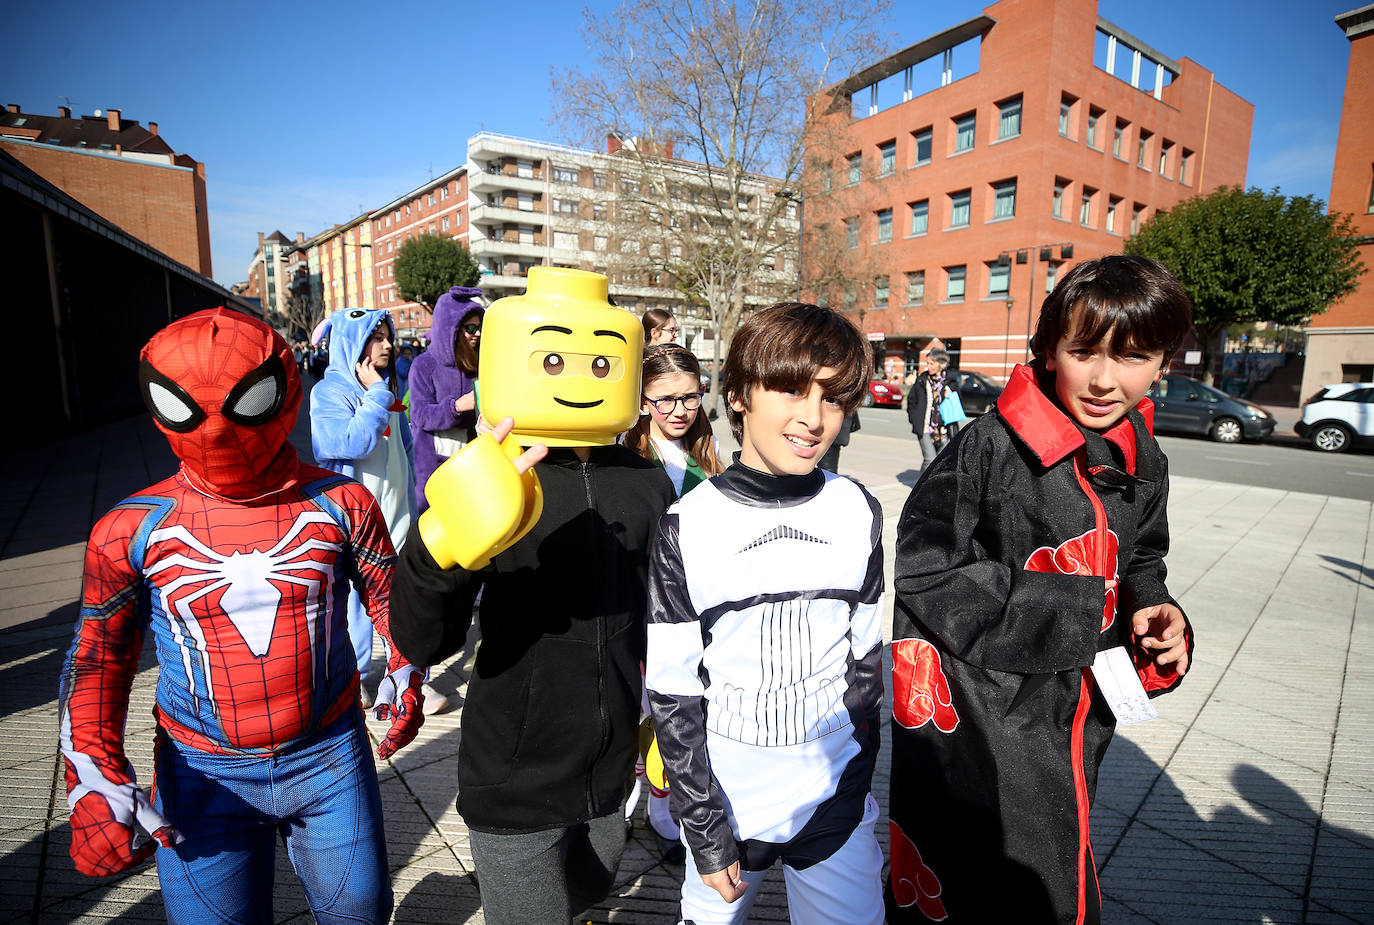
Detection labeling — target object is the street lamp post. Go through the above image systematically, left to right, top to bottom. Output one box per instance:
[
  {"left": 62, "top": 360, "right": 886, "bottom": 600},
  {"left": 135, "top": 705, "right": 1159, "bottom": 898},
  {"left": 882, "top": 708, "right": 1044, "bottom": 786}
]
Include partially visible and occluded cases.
[
  {"left": 774, "top": 189, "right": 804, "bottom": 301},
  {"left": 996, "top": 242, "right": 1073, "bottom": 364}
]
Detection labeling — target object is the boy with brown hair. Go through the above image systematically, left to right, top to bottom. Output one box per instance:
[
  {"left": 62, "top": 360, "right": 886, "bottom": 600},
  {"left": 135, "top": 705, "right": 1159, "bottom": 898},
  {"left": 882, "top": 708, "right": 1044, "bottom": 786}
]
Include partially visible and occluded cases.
[
  {"left": 888, "top": 255, "right": 1194, "bottom": 923},
  {"left": 646, "top": 302, "right": 886, "bottom": 925}
]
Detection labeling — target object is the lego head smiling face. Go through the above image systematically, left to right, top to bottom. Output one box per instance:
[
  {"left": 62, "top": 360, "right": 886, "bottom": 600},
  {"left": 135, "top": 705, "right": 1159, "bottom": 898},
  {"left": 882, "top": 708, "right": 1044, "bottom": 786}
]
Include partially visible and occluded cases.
[{"left": 479, "top": 267, "right": 643, "bottom": 446}]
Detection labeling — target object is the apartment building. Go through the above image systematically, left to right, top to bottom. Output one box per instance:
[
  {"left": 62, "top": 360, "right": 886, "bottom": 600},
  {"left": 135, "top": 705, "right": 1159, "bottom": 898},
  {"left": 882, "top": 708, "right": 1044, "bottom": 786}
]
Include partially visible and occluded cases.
[
  {"left": 805, "top": 0, "right": 1251, "bottom": 382},
  {"left": 1302, "top": 4, "right": 1374, "bottom": 398},
  {"left": 1, "top": 104, "right": 213, "bottom": 276},
  {"left": 467, "top": 132, "right": 797, "bottom": 352},
  {"left": 371, "top": 166, "right": 470, "bottom": 339},
  {"left": 246, "top": 231, "right": 294, "bottom": 319}
]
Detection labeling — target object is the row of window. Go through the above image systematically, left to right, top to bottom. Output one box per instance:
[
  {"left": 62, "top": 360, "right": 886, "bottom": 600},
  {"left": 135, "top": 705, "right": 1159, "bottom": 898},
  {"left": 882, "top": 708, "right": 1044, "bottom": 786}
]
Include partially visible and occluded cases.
[
  {"left": 835, "top": 91, "right": 1194, "bottom": 188},
  {"left": 1052, "top": 178, "right": 1150, "bottom": 234},
  {"left": 379, "top": 182, "right": 459, "bottom": 228},
  {"left": 844, "top": 260, "right": 1062, "bottom": 312}
]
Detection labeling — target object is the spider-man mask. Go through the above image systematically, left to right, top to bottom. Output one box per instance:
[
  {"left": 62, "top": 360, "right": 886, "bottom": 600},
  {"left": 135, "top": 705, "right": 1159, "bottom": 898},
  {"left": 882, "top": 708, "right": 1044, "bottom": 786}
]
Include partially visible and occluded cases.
[{"left": 139, "top": 308, "right": 302, "bottom": 498}]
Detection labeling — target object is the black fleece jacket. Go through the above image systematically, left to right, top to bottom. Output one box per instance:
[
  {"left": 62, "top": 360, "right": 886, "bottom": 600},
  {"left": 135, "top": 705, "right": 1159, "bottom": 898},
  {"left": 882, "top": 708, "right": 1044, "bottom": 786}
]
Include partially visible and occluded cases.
[{"left": 390, "top": 444, "right": 675, "bottom": 833}]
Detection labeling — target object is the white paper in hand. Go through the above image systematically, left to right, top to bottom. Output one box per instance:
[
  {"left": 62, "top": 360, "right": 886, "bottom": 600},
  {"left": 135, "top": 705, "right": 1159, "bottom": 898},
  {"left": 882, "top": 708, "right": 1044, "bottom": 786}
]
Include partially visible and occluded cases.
[{"left": 1090, "top": 646, "right": 1159, "bottom": 726}]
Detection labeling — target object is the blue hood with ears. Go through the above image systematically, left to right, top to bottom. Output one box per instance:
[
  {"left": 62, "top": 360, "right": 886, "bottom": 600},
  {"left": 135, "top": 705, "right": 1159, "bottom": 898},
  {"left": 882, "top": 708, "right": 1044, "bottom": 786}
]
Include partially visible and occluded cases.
[{"left": 322, "top": 307, "right": 395, "bottom": 394}]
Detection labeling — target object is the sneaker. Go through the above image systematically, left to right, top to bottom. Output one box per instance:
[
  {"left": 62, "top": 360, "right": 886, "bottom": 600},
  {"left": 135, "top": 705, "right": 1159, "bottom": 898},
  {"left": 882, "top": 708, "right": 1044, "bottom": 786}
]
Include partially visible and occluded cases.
[{"left": 421, "top": 683, "right": 452, "bottom": 715}]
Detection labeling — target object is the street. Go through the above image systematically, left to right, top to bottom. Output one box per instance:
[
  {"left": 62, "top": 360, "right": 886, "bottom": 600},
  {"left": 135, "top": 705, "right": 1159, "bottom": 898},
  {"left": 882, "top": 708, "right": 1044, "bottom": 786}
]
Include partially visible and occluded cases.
[{"left": 852, "top": 405, "right": 1374, "bottom": 502}]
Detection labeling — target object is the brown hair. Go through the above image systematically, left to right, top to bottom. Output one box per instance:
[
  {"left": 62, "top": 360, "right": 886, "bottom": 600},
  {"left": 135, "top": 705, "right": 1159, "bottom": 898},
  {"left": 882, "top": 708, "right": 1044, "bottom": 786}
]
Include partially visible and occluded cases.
[
  {"left": 1030, "top": 255, "right": 1193, "bottom": 361},
  {"left": 721, "top": 302, "right": 872, "bottom": 443},
  {"left": 454, "top": 306, "right": 483, "bottom": 375},
  {"left": 641, "top": 308, "right": 676, "bottom": 344},
  {"left": 624, "top": 345, "right": 724, "bottom": 478}
]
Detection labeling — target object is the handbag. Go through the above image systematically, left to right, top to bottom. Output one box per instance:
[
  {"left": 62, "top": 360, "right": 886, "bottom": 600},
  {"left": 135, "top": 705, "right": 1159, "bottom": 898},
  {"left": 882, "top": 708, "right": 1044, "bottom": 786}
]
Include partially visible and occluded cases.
[{"left": 938, "top": 390, "right": 967, "bottom": 424}]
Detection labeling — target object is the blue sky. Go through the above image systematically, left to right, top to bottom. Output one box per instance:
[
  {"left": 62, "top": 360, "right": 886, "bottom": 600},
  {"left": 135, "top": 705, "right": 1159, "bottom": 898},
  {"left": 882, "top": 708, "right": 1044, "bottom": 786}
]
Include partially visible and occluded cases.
[{"left": 3, "top": 0, "right": 1358, "bottom": 286}]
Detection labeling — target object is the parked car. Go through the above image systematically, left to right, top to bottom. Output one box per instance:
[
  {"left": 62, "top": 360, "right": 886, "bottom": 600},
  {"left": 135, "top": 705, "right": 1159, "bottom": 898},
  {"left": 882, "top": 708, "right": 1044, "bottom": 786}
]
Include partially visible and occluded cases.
[
  {"left": 949, "top": 369, "right": 1004, "bottom": 416},
  {"left": 1146, "top": 375, "right": 1275, "bottom": 443},
  {"left": 862, "top": 379, "right": 905, "bottom": 407},
  {"left": 1296, "top": 382, "right": 1374, "bottom": 452}
]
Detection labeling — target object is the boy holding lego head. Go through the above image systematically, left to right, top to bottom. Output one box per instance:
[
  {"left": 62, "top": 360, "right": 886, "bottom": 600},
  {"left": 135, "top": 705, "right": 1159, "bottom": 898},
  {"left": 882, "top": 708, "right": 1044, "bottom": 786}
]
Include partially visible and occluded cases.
[
  {"left": 887, "top": 255, "right": 1194, "bottom": 923},
  {"left": 388, "top": 268, "right": 677, "bottom": 925},
  {"left": 645, "top": 302, "right": 887, "bottom": 925}
]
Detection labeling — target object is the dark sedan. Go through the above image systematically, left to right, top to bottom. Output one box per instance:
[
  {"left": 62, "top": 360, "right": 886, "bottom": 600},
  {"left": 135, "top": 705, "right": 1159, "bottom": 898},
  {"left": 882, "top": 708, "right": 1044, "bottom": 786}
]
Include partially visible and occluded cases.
[
  {"left": 950, "top": 369, "right": 1004, "bottom": 416},
  {"left": 1147, "top": 375, "right": 1275, "bottom": 443}
]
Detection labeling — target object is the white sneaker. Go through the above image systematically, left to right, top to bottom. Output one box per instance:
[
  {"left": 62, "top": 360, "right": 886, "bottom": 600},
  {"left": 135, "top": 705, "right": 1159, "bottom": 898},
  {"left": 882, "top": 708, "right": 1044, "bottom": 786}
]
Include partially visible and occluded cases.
[{"left": 421, "top": 683, "right": 452, "bottom": 715}]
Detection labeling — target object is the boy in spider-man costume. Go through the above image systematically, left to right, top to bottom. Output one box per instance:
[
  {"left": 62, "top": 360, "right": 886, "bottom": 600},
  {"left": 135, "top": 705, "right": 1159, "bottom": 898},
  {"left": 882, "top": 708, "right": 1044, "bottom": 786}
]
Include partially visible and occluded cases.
[{"left": 58, "top": 308, "right": 425, "bottom": 923}]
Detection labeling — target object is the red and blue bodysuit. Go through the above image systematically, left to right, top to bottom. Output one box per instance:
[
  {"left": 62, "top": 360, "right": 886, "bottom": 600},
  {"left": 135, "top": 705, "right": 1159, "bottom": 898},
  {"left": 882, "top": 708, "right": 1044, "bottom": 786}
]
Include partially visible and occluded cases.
[{"left": 58, "top": 309, "right": 425, "bottom": 924}]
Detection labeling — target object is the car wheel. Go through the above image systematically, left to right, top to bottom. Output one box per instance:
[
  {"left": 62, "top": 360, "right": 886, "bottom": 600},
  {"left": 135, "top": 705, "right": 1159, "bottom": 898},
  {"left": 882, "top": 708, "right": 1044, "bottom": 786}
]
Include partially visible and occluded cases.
[
  {"left": 861, "top": 391, "right": 874, "bottom": 407},
  {"left": 1210, "top": 418, "right": 1243, "bottom": 443},
  {"left": 1312, "top": 422, "right": 1352, "bottom": 453}
]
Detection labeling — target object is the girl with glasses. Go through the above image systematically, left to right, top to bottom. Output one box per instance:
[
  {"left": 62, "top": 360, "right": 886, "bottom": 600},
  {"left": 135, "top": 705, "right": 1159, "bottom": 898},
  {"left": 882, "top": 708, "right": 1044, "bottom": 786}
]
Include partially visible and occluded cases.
[
  {"left": 408, "top": 287, "right": 484, "bottom": 515},
  {"left": 642, "top": 308, "right": 682, "bottom": 346},
  {"left": 622, "top": 344, "right": 724, "bottom": 852}
]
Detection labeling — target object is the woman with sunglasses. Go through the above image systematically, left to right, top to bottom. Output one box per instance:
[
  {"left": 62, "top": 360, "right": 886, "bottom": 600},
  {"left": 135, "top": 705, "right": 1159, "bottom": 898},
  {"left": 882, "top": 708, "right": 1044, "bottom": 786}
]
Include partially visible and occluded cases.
[
  {"left": 408, "top": 286, "right": 484, "bottom": 514},
  {"left": 621, "top": 345, "right": 724, "bottom": 852}
]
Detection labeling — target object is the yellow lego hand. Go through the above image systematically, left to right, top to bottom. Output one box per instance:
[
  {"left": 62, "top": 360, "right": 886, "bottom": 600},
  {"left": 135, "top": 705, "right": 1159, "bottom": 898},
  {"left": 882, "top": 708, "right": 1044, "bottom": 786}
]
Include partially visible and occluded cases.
[{"left": 417, "top": 417, "right": 547, "bottom": 570}]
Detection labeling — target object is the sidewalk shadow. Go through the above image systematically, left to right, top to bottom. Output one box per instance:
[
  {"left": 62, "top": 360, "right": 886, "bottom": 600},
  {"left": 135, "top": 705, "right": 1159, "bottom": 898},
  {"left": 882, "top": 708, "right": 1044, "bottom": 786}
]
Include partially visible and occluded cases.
[
  {"left": 896, "top": 468, "right": 922, "bottom": 488},
  {"left": 1317, "top": 555, "right": 1374, "bottom": 590},
  {"left": 1097, "top": 735, "right": 1373, "bottom": 923}
]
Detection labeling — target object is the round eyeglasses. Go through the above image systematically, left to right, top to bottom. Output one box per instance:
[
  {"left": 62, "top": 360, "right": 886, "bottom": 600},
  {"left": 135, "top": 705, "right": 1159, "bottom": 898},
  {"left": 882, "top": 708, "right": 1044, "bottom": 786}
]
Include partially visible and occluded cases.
[{"left": 644, "top": 393, "right": 702, "bottom": 414}]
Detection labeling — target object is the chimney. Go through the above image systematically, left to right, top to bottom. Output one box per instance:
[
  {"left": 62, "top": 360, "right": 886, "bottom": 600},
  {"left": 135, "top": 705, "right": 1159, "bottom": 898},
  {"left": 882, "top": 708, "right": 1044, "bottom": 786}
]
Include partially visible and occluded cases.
[
  {"left": 6, "top": 104, "right": 19, "bottom": 114},
  {"left": 58, "top": 106, "right": 70, "bottom": 118},
  {"left": 106, "top": 108, "right": 121, "bottom": 130},
  {"left": 148, "top": 121, "right": 158, "bottom": 135},
  {"left": 606, "top": 134, "right": 623, "bottom": 155},
  {"left": 258, "top": 232, "right": 265, "bottom": 248},
  {"left": 296, "top": 232, "right": 305, "bottom": 244}
]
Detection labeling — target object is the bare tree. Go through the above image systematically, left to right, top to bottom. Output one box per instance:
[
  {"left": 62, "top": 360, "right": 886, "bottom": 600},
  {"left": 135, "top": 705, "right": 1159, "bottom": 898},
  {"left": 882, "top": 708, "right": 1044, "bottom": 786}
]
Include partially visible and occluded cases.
[{"left": 553, "top": 0, "right": 892, "bottom": 409}]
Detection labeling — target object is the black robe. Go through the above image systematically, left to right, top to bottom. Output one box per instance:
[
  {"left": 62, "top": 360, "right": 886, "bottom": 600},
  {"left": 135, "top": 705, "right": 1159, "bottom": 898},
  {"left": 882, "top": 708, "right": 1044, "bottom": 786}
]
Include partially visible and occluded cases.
[{"left": 887, "top": 363, "right": 1194, "bottom": 923}]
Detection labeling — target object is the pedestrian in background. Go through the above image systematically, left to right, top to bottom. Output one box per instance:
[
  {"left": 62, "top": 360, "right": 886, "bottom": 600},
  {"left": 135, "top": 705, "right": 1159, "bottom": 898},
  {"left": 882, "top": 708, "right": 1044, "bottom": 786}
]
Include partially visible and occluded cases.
[
  {"left": 642, "top": 307, "right": 682, "bottom": 346},
  {"left": 906, "top": 348, "right": 954, "bottom": 467}
]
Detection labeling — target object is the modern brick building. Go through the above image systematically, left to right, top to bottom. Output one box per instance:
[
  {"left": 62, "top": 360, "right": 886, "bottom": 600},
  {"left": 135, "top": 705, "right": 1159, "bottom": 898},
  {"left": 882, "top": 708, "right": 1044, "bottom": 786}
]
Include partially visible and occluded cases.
[
  {"left": 805, "top": 0, "right": 1252, "bottom": 382},
  {"left": 1301, "top": 4, "right": 1374, "bottom": 398},
  {"left": 0, "top": 104, "right": 213, "bottom": 277},
  {"left": 370, "top": 166, "right": 469, "bottom": 339}
]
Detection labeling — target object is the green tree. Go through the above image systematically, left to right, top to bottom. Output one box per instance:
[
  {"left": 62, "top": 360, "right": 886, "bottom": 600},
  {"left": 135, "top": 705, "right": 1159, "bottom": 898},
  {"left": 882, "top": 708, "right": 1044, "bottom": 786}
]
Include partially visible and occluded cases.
[
  {"left": 1125, "top": 186, "right": 1365, "bottom": 381},
  {"left": 393, "top": 234, "right": 480, "bottom": 309}
]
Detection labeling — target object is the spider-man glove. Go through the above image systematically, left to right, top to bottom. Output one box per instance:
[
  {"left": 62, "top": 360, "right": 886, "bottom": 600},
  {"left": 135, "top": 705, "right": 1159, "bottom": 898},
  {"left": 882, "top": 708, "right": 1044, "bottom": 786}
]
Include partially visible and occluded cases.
[
  {"left": 373, "top": 657, "right": 425, "bottom": 759},
  {"left": 65, "top": 757, "right": 183, "bottom": 876}
]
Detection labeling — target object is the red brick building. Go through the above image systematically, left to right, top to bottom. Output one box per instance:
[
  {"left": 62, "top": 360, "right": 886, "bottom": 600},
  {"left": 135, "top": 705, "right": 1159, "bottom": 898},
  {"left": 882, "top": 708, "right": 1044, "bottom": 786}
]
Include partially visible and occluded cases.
[
  {"left": 805, "top": 0, "right": 1252, "bottom": 382},
  {"left": 1302, "top": 5, "right": 1374, "bottom": 397},
  {"left": 0, "top": 104, "right": 212, "bottom": 277},
  {"left": 370, "top": 166, "right": 469, "bottom": 339}
]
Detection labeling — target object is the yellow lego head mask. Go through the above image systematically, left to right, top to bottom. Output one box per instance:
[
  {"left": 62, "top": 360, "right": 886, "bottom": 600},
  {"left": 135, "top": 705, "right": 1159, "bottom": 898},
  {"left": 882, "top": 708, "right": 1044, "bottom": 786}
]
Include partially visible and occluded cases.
[{"left": 479, "top": 267, "right": 643, "bottom": 447}]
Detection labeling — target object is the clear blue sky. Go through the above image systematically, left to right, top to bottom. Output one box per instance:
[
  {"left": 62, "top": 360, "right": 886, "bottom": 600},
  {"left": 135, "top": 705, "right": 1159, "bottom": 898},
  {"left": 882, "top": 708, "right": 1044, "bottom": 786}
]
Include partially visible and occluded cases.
[{"left": 3, "top": 0, "right": 1358, "bottom": 287}]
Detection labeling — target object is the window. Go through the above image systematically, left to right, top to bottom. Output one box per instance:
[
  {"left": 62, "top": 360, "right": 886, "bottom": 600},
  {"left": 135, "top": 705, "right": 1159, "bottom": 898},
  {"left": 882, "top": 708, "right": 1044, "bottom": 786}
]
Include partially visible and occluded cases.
[
  {"left": 1059, "top": 93, "right": 1076, "bottom": 138},
  {"left": 998, "top": 96, "right": 1022, "bottom": 139},
  {"left": 954, "top": 113, "right": 976, "bottom": 153},
  {"left": 1113, "top": 119, "right": 1127, "bottom": 158},
  {"left": 912, "top": 127, "right": 933, "bottom": 166},
  {"left": 1137, "top": 129, "right": 1152, "bottom": 169},
  {"left": 878, "top": 140, "right": 896, "bottom": 176},
  {"left": 1159, "top": 140, "right": 1173, "bottom": 177},
  {"left": 1180, "top": 148, "right": 1193, "bottom": 184},
  {"left": 848, "top": 153, "right": 862, "bottom": 184},
  {"left": 517, "top": 159, "right": 535, "bottom": 179},
  {"left": 553, "top": 165, "right": 579, "bottom": 184},
  {"left": 1369, "top": 170, "right": 1374, "bottom": 213},
  {"left": 593, "top": 171, "right": 607, "bottom": 189},
  {"left": 821, "top": 171, "right": 833, "bottom": 193},
  {"left": 622, "top": 177, "right": 639, "bottom": 195},
  {"left": 992, "top": 179, "right": 1016, "bottom": 219},
  {"left": 1053, "top": 179, "right": 1068, "bottom": 219},
  {"left": 440, "top": 186, "right": 449, "bottom": 200},
  {"left": 1080, "top": 187, "right": 1096, "bottom": 226},
  {"left": 949, "top": 189, "right": 971, "bottom": 228},
  {"left": 518, "top": 192, "right": 534, "bottom": 211},
  {"left": 1106, "top": 196, "right": 1120, "bottom": 233},
  {"left": 555, "top": 198, "right": 578, "bottom": 215},
  {"left": 909, "top": 199, "right": 929, "bottom": 236},
  {"left": 1132, "top": 202, "right": 1144, "bottom": 234},
  {"left": 593, "top": 203, "right": 606, "bottom": 221},
  {"left": 455, "top": 208, "right": 463, "bottom": 227},
  {"left": 876, "top": 208, "right": 893, "bottom": 243},
  {"left": 442, "top": 216, "right": 450, "bottom": 231},
  {"left": 845, "top": 217, "right": 859, "bottom": 248},
  {"left": 554, "top": 231, "right": 578, "bottom": 250},
  {"left": 594, "top": 235, "right": 608, "bottom": 251},
  {"left": 988, "top": 261, "right": 1010, "bottom": 296},
  {"left": 1045, "top": 263, "right": 1059, "bottom": 293},
  {"left": 945, "top": 265, "right": 967, "bottom": 302},
  {"left": 907, "top": 270, "right": 925, "bottom": 304},
  {"left": 875, "top": 275, "right": 890, "bottom": 307},
  {"left": 843, "top": 284, "right": 856, "bottom": 311}
]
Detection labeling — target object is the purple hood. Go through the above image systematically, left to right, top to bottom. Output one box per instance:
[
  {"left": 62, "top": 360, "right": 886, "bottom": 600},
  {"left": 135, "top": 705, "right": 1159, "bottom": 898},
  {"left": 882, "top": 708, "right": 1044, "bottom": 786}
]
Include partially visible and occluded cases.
[{"left": 429, "top": 286, "right": 485, "bottom": 369}]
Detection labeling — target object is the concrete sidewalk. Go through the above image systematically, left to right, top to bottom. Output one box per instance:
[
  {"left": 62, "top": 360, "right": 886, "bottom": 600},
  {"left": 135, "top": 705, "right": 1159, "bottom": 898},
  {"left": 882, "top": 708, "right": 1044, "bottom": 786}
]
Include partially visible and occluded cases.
[{"left": 2, "top": 411, "right": 1371, "bottom": 924}]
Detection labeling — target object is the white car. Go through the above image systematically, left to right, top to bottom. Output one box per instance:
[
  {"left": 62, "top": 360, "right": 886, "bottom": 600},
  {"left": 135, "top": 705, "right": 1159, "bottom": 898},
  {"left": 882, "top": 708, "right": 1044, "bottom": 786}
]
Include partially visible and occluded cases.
[{"left": 1296, "top": 382, "right": 1374, "bottom": 452}]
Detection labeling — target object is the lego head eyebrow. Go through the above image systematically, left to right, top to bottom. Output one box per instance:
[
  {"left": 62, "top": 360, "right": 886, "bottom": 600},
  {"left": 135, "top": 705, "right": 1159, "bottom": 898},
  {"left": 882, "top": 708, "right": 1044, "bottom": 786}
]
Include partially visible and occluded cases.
[
  {"left": 532, "top": 325, "right": 573, "bottom": 335},
  {"left": 594, "top": 330, "right": 627, "bottom": 342}
]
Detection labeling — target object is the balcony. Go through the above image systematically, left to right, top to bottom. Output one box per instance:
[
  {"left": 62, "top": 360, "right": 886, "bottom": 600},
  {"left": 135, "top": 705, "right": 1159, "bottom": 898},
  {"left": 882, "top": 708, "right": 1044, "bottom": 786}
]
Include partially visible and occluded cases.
[
  {"left": 469, "top": 169, "right": 546, "bottom": 194},
  {"left": 470, "top": 202, "right": 549, "bottom": 227},
  {"left": 470, "top": 238, "right": 549, "bottom": 260},
  {"left": 477, "top": 271, "right": 531, "bottom": 290}
]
